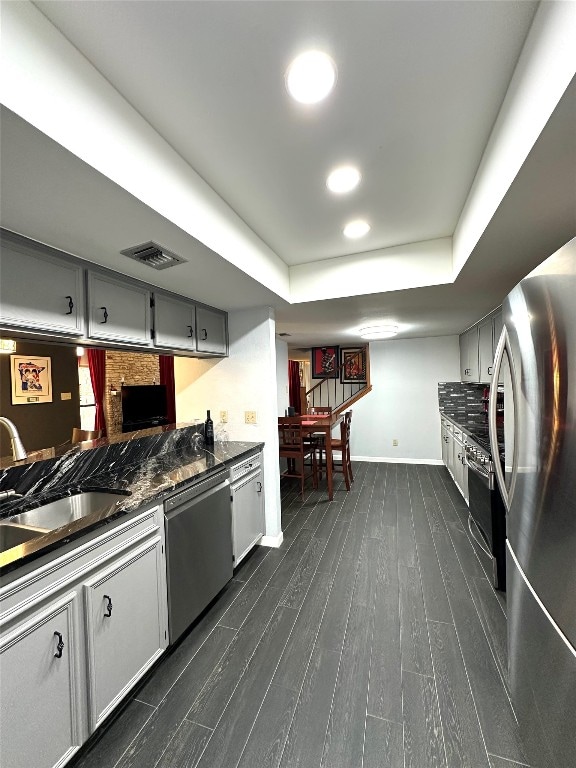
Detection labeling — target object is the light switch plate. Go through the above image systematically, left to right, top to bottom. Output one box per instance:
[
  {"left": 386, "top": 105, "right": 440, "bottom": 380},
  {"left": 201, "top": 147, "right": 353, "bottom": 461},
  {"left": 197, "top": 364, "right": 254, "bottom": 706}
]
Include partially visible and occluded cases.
[{"left": 60, "top": 392, "right": 72, "bottom": 400}]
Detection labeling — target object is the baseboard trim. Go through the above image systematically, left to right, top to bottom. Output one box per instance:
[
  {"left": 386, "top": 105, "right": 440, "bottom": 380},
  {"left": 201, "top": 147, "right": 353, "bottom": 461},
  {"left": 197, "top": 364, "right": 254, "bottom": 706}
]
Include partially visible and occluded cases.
[
  {"left": 351, "top": 456, "right": 444, "bottom": 465},
  {"left": 260, "top": 532, "right": 284, "bottom": 548}
]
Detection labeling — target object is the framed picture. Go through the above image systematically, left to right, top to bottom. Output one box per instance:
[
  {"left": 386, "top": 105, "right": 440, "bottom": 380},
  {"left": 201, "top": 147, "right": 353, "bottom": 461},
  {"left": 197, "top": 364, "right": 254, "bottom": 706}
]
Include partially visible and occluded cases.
[
  {"left": 311, "top": 346, "right": 339, "bottom": 379},
  {"left": 340, "top": 347, "right": 367, "bottom": 383},
  {"left": 10, "top": 355, "right": 52, "bottom": 405}
]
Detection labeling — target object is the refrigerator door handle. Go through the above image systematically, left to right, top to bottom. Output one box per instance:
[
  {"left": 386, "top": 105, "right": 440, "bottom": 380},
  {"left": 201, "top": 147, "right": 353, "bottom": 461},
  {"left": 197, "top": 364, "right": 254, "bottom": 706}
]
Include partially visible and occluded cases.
[{"left": 489, "top": 325, "right": 519, "bottom": 511}]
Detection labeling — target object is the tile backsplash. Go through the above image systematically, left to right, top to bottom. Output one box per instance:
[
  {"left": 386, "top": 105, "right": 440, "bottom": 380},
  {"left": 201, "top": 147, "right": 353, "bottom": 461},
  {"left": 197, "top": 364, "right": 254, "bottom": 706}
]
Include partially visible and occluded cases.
[{"left": 438, "top": 381, "right": 486, "bottom": 418}]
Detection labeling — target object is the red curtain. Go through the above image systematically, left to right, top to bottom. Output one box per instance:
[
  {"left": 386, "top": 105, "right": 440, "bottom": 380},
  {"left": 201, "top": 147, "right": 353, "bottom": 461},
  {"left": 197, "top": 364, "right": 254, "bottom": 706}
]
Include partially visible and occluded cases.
[
  {"left": 87, "top": 348, "right": 107, "bottom": 435},
  {"left": 159, "top": 356, "right": 176, "bottom": 425},
  {"left": 288, "top": 360, "right": 302, "bottom": 415}
]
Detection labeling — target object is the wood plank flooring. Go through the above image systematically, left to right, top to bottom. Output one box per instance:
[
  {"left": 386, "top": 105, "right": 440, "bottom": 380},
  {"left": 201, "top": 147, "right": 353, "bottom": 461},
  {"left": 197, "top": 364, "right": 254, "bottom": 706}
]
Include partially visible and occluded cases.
[{"left": 70, "top": 462, "right": 537, "bottom": 768}]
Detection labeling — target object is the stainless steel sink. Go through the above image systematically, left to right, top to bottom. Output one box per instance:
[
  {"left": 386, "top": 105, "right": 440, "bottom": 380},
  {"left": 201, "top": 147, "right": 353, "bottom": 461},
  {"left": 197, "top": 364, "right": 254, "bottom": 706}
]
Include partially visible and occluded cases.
[
  {"left": 6, "top": 491, "right": 129, "bottom": 531},
  {"left": 0, "top": 522, "right": 48, "bottom": 552}
]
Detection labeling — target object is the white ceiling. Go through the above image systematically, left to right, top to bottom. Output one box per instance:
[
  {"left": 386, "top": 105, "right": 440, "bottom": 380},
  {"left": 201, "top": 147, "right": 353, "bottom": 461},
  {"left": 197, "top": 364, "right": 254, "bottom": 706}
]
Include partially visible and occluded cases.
[{"left": 1, "top": 1, "right": 575, "bottom": 349}]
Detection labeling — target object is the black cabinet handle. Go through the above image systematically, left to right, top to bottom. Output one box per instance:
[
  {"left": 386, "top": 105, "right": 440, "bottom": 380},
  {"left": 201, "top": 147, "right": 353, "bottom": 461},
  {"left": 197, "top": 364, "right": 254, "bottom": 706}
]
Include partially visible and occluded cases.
[
  {"left": 65, "top": 296, "right": 74, "bottom": 315},
  {"left": 99, "top": 306, "right": 109, "bottom": 324},
  {"left": 187, "top": 325, "right": 194, "bottom": 338},
  {"left": 201, "top": 329, "right": 208, "bottom": 341},
  {"left": 488, "top": 366, "right": 493, "bottom": 375},
  {"left": 257, "top": 482, "right": 262, "bottom": 493},
  {"left": 103, "top": 594, "right": 113, "bottom": 618},
  {"left": 54, "top": 631, "right": 65, "bottom": 658}
]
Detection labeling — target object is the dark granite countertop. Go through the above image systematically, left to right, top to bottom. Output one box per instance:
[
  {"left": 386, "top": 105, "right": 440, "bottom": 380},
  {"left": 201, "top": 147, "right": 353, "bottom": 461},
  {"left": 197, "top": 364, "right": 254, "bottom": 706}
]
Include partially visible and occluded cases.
[
  {"left": 439, "top": 410, "right": 503, "bottom": 455},
  {"left": 0, "top": 440, "right": 263, "bottom": 576}
]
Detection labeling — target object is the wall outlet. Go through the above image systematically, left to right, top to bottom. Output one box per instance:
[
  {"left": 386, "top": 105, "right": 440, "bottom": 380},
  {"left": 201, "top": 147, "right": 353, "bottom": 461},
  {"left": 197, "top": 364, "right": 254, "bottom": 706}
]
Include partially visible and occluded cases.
[
  {"left": 60, "top": 392, "right": 72, "bottom": 400},
  {"left": 220, "top": 410, "right": 228, "bottom": 423},
  {"left": 245, "top": 411, "right": 257, "bottom": 425},
  {"left": 392, "top": 439, "right": 399, "bottom": 446}
]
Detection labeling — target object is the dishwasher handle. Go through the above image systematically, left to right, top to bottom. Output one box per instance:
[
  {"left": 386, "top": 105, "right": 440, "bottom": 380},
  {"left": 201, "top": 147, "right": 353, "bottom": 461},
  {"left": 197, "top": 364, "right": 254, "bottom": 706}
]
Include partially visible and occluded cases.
[{"left": 165, "top": 470, "right": 229, "bottom": 513}]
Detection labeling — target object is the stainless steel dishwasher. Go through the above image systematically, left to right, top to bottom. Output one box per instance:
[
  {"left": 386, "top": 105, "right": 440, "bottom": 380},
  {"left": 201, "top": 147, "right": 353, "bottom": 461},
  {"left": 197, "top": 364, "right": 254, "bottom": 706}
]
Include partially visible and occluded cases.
[{"left": 164, "top": 468, "right": 232, "bottom": 644}]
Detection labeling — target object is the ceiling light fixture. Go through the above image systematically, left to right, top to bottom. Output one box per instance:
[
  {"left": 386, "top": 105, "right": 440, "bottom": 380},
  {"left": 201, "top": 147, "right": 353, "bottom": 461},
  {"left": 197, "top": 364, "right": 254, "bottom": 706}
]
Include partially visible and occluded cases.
[
  {"left": 286, "top": 51, "right": 337, "bottom": 104},
  {"left": 326, "top": 165, "right": 361, "bottom": 194},
  {"left": 343, "top": 219, "right": 370, "bottom": 239},
  {"left": 359, "top": 325, "right": 398, "bottom": 340}
]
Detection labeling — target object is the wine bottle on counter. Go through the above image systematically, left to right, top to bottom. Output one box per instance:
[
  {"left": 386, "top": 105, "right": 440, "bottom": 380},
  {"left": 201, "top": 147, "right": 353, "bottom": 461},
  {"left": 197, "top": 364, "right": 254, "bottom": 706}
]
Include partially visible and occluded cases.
[{"left": 204, "top": 410, "right": 214, "bottom": 448}]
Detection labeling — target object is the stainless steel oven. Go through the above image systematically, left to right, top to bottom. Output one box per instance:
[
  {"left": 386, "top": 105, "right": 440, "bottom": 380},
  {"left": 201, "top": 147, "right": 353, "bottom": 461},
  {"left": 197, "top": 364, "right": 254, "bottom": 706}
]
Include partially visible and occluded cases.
[
  {"left": 464, "top": 440, "right": 506, "bottom": 590},
  {"left": 164, "top": 468, "right": 232, "bottom": 644}
]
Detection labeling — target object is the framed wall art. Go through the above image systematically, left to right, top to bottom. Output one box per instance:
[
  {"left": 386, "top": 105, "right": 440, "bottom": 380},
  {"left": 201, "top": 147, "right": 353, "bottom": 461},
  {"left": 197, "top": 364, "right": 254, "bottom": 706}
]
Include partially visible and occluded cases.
[
  {"left": 311, "top": 346, "right": 339, "bottom": 379},
  {"left": 340, "top": 347, "right": 367, "bottom": 383},
  {"left": 10, "top": 355, "right": 53, "bottom": 405}
]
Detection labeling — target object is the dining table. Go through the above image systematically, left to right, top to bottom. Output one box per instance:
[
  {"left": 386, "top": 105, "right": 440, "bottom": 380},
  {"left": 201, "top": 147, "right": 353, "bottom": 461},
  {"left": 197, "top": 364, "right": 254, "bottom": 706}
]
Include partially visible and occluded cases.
[{"left": 278, "top": 412, "right": 344, "bottom": 501}]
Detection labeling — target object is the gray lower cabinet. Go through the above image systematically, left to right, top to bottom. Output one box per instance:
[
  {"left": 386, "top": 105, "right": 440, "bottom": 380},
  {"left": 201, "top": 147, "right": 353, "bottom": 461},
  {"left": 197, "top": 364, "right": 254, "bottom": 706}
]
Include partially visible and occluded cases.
[
  {"left": 0, "top": 237, "right": 84, "bottom": 336},
  {"left": 87, "top": 272, "right": 152, "bottom": 346},
  {"left": 153, "top": 293, "right": 196, "bottom": 352},
  {"left": 196, "top": 305, "right": 228, "bottom": 355},
  {"left": 230, "top": 455, "right": 265, "bottom": 566},
  {"left": 0, "top": 504, "right": 167, "bottom": 768},
  {"left": 83, "top": 536, "right": 165, "bottom": 730},
  {"left": 0, "top": 592, "right": 82, "bottom": 768}
]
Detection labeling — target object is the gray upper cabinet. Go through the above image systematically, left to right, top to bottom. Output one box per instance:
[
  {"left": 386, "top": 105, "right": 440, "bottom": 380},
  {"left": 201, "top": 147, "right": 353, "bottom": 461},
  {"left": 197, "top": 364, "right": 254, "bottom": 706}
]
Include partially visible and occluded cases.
[
  {"left": 0, "top": 238, "right": 84, "bottom": 336},
  {"left": 87, "top": 272, "right": 152, "bottom": 346},
  {"left": 153, "top": 293, "right": 196, "bottom": 352},
  {"left": 195, "top": 305, "right": 228, "bottom": 355},
  {"left": 460, "top": 308, "right": 502, "bottom": 383},
  {"left": 478, "top": 316, "right": 494, "bottom": 383},
  {"left": 459, "top": 327, "right": 479, "bottom": 382}
]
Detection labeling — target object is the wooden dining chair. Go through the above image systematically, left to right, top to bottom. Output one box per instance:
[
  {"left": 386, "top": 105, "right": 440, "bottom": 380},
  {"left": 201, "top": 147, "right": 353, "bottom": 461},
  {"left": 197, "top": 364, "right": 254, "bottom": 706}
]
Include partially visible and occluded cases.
[
  {"left": 319, "top": 410, "right": 353, "bottom": 490},
  {"left": 278, "top": 418, "right": 318, "bottom": 498},
  {"left": 71, "top": 427, "right": 103, "bottom": 443}
]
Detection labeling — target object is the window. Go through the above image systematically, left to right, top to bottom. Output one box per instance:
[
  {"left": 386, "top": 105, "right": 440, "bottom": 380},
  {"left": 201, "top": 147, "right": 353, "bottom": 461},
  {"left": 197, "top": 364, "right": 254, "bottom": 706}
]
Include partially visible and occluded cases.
[{"left": 78, "top": 363, "right": 96, "bottom": 430}]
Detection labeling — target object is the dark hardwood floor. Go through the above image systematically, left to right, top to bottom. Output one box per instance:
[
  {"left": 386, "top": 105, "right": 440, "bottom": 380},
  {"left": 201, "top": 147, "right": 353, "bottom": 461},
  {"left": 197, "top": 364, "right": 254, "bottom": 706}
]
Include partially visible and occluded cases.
[{"left": 70, "top": 462, "right": 536, "bottom": 768}]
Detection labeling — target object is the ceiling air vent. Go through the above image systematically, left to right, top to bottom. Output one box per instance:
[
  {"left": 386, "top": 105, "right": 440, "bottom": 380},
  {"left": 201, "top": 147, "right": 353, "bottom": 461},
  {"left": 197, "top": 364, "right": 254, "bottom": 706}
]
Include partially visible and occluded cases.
[{"left": 120, "top": 242, "right": 187, "bottom": 270}]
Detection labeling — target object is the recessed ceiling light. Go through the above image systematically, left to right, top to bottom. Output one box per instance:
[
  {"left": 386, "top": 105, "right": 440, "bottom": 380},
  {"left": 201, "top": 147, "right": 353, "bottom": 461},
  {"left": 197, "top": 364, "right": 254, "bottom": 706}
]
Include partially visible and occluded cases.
[
  {"left": 286, "top": 51, "right": 337, "bottom": 104},
  {"left": 326, "top": 166, "right": 361, "bottom": 194},
  {"left": 343, "top": 219, "right": 370, "bottom": 239},
  {"left": 359, "top": 325, "right": 398, "bottom": 339}
]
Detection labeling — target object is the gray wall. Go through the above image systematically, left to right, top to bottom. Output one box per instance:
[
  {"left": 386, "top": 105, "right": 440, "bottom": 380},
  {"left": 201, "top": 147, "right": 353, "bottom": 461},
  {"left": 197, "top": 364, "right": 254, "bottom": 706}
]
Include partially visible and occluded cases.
[
  {"left": 350, "top": 336, "right": 460, "bottom": 462},
  {"left": 0, "top": 341, "right": 80, "bottom": 457}
]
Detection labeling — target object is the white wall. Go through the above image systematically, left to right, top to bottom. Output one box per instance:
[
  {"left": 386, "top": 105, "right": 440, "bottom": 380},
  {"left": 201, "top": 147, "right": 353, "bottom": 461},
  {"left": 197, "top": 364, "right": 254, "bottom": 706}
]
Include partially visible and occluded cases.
[
  {"left": 175, "top": 307, "right": 282, "bottom": 545},
  {"left": 351, "top": 336, "right": 460, "bottom": 463},
  {"left": 275, "top": 339, "right": 289, "bottom": 417}
]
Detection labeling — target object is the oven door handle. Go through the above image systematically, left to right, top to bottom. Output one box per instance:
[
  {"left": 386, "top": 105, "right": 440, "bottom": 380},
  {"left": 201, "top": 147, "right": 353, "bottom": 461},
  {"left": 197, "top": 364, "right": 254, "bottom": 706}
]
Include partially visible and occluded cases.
[
  {"left": 464, "top": 452, "right": 489, "bottom": 479},
  {"left": 468, "top": 513, "right": 493, "bottom": 559}
]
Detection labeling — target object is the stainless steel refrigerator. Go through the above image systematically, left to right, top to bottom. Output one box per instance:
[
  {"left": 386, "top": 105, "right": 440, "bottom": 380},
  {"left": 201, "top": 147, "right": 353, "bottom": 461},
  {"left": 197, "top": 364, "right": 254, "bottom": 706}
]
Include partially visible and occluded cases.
[{"left": 489, "top": 237, "right": 576, "bottom": 767}]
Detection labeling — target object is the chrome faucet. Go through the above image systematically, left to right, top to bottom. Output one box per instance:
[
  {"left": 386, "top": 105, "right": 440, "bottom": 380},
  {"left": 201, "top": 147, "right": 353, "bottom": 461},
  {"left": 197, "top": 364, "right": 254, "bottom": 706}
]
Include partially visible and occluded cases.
[{"left": 0, "top": 417, "right": 27, "bottom": 461}]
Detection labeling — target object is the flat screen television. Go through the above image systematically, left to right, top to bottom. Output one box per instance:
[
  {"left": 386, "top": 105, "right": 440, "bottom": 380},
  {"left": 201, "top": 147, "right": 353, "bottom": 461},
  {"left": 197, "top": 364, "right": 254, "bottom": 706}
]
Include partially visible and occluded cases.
[{"left": 121, "top": 384, "right": 169, "bottom": 433}]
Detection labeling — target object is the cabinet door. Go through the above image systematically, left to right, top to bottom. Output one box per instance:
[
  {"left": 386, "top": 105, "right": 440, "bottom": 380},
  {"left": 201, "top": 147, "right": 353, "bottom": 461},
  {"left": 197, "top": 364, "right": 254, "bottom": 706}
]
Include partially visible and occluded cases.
[
  {"left": 0, "top": 240, "right": 84, "bottom": 336},
  {"left": 87, "top": 272, "right": 152, "bottom": 345},
  {"left": 153, "top": 293, "right": 196, "bottom": 351},
  {"left": 195, "top": 306, "right": 228, "bottom": 355},
  {"left": 478, "top": 317, "right": 494, "bottom": 383},
  {"left": 460, "top": 327, "right": 479, "bottom": 382},
  {"left": 441, "top": 422, "right": 449, "bottom": 467},
  {"left": 232, "top": 468, "right": 265, "bottom": 565},
  {"left": 83, "top": 537, "right": 166, "bottom": 730},
  {"left": 0, "top": 592, "right": 83, "bottom": 768}
]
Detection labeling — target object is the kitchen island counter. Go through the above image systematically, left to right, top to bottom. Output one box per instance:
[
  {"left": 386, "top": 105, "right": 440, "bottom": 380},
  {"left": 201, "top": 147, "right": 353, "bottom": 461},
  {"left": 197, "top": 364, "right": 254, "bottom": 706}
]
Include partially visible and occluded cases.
[{"left": 0, "top": 433, "right": 263, "bottom": 576}]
